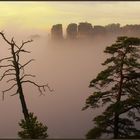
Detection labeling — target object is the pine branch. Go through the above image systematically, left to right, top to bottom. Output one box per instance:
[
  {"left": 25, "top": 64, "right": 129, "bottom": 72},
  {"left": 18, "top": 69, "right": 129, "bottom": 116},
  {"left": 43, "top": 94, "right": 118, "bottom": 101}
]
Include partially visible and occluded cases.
[{"left": 120, "top": 104, "right": 140, "bottom": 115}]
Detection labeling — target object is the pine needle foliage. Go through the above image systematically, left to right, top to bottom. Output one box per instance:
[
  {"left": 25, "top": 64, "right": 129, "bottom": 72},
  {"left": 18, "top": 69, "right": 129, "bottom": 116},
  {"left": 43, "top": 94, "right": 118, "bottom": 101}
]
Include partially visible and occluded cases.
[
  {"left": 83, "top": 36, "right": 140, "bottom": 139},
  {"left": 18, "top": 112, "right": 48, "bottom": 139}
]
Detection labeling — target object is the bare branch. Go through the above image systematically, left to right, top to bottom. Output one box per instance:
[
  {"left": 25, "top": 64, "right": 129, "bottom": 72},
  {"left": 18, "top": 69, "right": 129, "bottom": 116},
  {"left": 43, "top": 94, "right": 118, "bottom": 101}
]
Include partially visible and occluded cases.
[
  {"left": 0, "top": 31, "right": 12, "bottom": 45},
  {"left": 11, "top": 37, "right": 14, "bottom": 43},
  {"left": 11, "top": 38, "right": 20, "bottom": 50},
  {"left": 13, "top": 40, "right": 33, "bottom": 58},
  {"left": 16, "top": 40, "right": 33, "bottom": 53},
  {"left": 20, "top": 40, "right": 33, "bottom": 49},
  {"left": 14, "top": 43, "right": 20, "bottom": 49},
  {"left": 15, "top": 49, "right": 31, "bottom": 55},
  {"left": 20, "top": 49, "right": 31, "bottom": 53},
  {"left": 16, "top": 53, "right": 19, "bottom": 62},
  {"left": 0, "top": 56, "right": 13, "bottom": 63},
  {"left": 20, "top": 59, "right": 35, "bottom": 69},
  {"left": 7, "top": 60, "right": 13, "bottom": 62},
  {"left": 18, "top": 63, "right": 25, "bottom": 75},
  {"left": 0, "top": 64, "right": 14, "bottom": 69},
  {"left": 0, "top": 68, "right": 15, "bottom": 81},
  {"left": 3, "top": 68, "right": 15, "bottom": 75},
  {"left": 0, "top": 73, "right": 15, "bottom": 81},
  {"left": 20, "top": 74, "right": 35, "bottom": 81},
  {"left": 7, "top": 78, "right": 16, "bottom": 83},
  {"left": 21, "top": 80, "right": 54, "bottom": 96},
  {"left": 2, "top": 83, "right": 17, "bottom": 100},
  {"left": 3, "top": 83, "right": 17, "bottom": 93},
  {"left": 46, "top": 83, "right": 54, "bottom": 92},
  {"left": 10, "top": 89, "right": 19, "bottom": 96},
  {"left": 10, "top": 92, "right": 18, "bottom": 96}
]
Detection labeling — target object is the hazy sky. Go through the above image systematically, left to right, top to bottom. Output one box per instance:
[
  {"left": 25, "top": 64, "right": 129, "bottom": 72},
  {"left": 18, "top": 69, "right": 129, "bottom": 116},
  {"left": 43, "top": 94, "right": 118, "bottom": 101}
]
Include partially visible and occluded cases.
[{"left": 0, "top": 1, "right": 140, "bottom": 32}]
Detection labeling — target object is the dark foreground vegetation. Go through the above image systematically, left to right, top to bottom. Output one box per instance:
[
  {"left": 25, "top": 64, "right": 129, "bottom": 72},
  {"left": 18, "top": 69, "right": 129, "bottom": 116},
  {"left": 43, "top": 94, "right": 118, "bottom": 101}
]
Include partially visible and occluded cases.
[{"left": 83, "top": 36, "right": 140, "bottom": 139}]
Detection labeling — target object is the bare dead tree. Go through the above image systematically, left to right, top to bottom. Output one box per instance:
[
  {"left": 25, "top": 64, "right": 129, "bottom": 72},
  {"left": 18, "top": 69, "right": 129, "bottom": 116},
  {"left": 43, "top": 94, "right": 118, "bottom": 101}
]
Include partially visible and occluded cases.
[{"left": 0, "top": 31, "right": 53, "bottom": 121}]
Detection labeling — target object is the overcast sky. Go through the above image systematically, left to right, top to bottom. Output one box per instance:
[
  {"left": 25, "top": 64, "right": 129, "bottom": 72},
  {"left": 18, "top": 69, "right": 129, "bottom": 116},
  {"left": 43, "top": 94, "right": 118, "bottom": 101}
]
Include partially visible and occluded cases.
[{"left": 0, "top": 1, "right": 140, "bottom": 32}]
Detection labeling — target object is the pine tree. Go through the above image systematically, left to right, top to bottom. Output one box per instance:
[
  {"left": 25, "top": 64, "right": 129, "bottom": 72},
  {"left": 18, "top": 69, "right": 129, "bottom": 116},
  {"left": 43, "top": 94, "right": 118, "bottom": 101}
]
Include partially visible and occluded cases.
[
  {"left": 83, "top": 36, "right": 140, "bottom": 139},
  {"left": 18, "top": 112, "right": 48, "bottom": 139}
]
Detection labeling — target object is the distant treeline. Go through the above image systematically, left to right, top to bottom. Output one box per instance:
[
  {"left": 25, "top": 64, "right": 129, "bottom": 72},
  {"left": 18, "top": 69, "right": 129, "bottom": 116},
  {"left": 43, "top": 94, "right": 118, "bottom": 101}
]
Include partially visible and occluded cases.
[{"left": 50, "top": 22, "right": 140, "bottom": 40}]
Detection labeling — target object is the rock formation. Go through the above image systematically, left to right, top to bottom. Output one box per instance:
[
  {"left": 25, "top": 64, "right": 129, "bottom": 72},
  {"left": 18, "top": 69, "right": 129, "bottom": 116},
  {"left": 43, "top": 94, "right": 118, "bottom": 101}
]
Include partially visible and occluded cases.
[
  {"left": 78, "top": 22, "right": 93, "bottom": 38},
  {"left": 50, "top": 23, "right": 140, "bottom": 40},
  {"left": 66, "top": 23, "right": 77, "bottom": 39},
  {"left": 51, "top": 24, "right": 63, "bottom": 40}
]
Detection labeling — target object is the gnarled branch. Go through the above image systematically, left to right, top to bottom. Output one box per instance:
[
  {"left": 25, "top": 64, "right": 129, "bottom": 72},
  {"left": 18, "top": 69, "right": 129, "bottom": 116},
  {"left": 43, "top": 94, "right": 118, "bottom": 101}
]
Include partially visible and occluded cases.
[
  {"left": 0, "top": 31, "right": 12, "bottom": 45},
  {"left": 12, "top": 39, "right": 20, "bottom": 50},
  {"left": 15, "top": 39, "right": 33, "bottom": 55},
  {"left": 20, "top": 40, "right": 33, "bottom": 49},
  {"left": 20, "top": 49, "right": 31, "bottom": 53},
  {"left": 16, "top": 53, "right": 19, "bottom": 62},
  {"left": 0, "top": 56, "right": 13, "bottom": 63},
  {"left": 19, "top": 59, "right": 35, "bottom": 69},
  {"left": 18, "top": 63, "right": 25, "bottom": 75},
  {"left": 0, "top": 64, "right": 14, "bottom": 69},
  {"left": 2, "top": 68, "right": 15, "bottom": 75},
  {"left": 0, "top": 73, "right": 15, "bottom": 81},
  {"left": 20, "top": 74, "right": 36, "bottom": 81},
  {"left": 7, "top": 78, "right": 16, "bottom": 83},
  {"left": 21, "top": 80, "right": 54, "bottom": 96},
  {"left": 2, "top": 83, "right": 17, "bottom": 100},
  {"left": 3, "top": 83, "right": 17, "bottom": 93},
  {"left": 10, "top": 88, "right": 19, "bottom": 96}
]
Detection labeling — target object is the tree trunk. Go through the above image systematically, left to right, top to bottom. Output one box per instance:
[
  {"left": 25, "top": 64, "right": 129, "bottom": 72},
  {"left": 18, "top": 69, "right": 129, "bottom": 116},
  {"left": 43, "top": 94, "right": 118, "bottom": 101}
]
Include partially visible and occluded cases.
[
  {"left": 11, "top": 44, "right": 29, "bottom": 121},
  {"left": 113, "top": 54, "right": 124, "bottom": 139},
  {"left": 17, "top": 79, "right": 29, "bottom": 120},
  {"left": 114, "top": 113, "right": 119, "bottom": 138}
]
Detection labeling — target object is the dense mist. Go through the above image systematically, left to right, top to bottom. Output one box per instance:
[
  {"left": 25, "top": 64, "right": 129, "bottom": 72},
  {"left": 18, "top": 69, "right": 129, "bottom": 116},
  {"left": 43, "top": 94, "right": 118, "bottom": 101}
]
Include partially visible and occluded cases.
[{"left": 0, "top": 29, "right": 132, "bottom": 138}]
